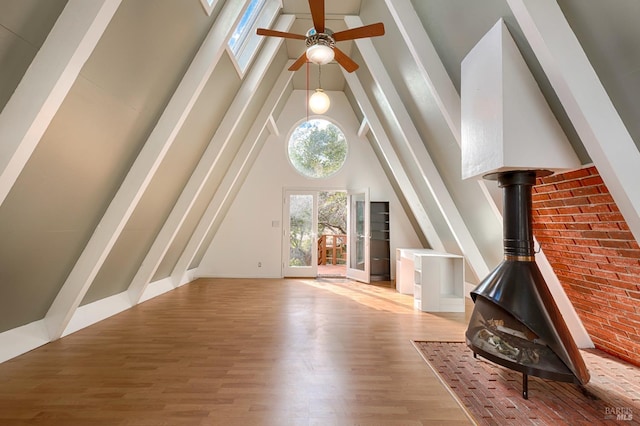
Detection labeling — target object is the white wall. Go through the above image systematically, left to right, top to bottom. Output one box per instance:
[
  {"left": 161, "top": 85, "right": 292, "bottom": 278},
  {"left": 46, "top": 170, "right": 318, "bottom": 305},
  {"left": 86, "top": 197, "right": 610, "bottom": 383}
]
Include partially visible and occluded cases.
[{"left": 197, "top": 89, "right": 422, "bottom": 278}]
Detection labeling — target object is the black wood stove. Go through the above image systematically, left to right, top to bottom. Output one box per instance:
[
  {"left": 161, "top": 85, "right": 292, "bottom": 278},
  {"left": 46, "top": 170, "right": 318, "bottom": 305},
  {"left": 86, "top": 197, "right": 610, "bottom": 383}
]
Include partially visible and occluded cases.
[{"left": 466, "top": 170, "right": 590, "bottom": 399}]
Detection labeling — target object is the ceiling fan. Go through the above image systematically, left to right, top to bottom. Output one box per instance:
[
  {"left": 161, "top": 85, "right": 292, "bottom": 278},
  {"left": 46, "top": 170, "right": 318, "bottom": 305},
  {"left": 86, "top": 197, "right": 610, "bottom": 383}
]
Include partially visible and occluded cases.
[{"left": 256, "top": 0, "right": 385, "bottom": 73}]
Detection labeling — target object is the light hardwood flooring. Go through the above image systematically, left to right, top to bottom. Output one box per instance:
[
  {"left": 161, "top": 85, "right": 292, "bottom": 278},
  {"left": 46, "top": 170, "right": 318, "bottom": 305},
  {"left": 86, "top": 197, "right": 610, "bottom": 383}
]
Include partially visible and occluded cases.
[{"left": 0, "top": 278, "right": 475, "bottom": 425}]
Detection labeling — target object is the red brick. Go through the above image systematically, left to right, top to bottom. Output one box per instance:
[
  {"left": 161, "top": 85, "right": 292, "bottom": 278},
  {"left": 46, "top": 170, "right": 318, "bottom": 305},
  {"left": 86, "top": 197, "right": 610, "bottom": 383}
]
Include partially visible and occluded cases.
[
  {"left": 532, "top": 166, "right": 640, "bottom": 363},
  {"left": 560, "top": 168, "right": 593, "bottom": 181},
  {"left": 581, "top": 175, "right": 604, "bottom": 186},
  {"left": 557, "top": 180, "right": 582, "bottom": 190},
  {"left": 533, "top": 184, "right": 556, "bottom": 193},
  {"left": 572, "top": 186, "right": 602, "bottom": 197},
  {"left": 532, "top": 192, "right": 550, "bottom": 202},
  {"left": 588, "top": 194, "right": 615, "bottom": 204},
  {"left": 567, "top": 196, "right": 592, "bottom": 206},
  {"left": 579, "top": 204, "right": 611, "bottom": 214},
  {"left": 536, "top": 207, "right": 559, "bottom": 216},
  {"left": 598, "top": 212, "right": 626, "bottom": 222},
  {"left": 563, "top": 213, "right": 600, "bottom": 223},
  {"left": 591, "top": 222, "right": 622, "bottom": 231},
  {"left": 564, "top": 223, "right": 591, "bottom": 231},
  {"left": 581, "top": 230, "right": 610, "bottom": 239},
  {"left": 607, "top": 230, "right": 635, "bottom": 240},
  {"left": 600, "top": 240, "right": 632, "bottom": 250},
  {"left": 560, "top": 245, "right": 589, "bottom": 255},
  {"left": 587, "top": 247, "right": 616, "bottom": 257},
  {"left": 616, "top": 248, "right": 640, "bottom": 259},
  {"left": 596, "top": 263, "right": 629, "bottom": 274},
  {"left": 589, "top": 268, "right": 620, "bottom": 280},
  {"left": 596, "top": 281, "right": 635, "bottom": 294},
  {"left": 626, "top": 290, "right": 640, "bottom": 300},
  {"left": 618, "top": 314, "right": 640, "bottom": 328}
]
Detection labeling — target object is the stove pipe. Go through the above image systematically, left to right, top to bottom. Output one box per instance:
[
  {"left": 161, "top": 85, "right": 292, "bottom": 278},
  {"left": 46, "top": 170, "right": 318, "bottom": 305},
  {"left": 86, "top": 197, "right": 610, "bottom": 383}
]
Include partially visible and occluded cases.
[{"left": 466, "top": 170, "right": 589, "bottom": 398}]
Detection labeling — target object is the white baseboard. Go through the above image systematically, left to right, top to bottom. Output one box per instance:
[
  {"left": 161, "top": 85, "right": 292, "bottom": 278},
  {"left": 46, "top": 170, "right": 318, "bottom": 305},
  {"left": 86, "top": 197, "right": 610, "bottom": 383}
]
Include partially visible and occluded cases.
[
  {"left": 0, "top": 272, "right": 199, "bottom": 364},
  {"left": 140, "top": 276, "right": 175, "bottom": 303},
  {"left": 63, "top": 292, "right": 132, "bottom": 337},
  {"left": 0, "top": 320, "right": 50, "bottom": 364}
]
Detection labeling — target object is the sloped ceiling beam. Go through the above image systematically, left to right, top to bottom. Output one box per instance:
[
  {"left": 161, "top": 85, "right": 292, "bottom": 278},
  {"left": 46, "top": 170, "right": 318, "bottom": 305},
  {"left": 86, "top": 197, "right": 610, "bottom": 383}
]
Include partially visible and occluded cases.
[
  {"left": 0, "top": 0, "right": 121, "bottom": 207},
  {"left": 43, "top": 0, "right": 247, "bottom": 340},
  {"left": 384, "top": 0, "right": 504, "bottom": 219},
  {"left": 384, "top": 0, "right": 461, "bottom": 145},
  {"left": 508, "top": 0, "right": 640, "bottom": 242},
  {"left": 128, "top": 15, "right": 296, "bottom": 304},
  {"left": 346, "top": 16, "right": 490, "bottom": 280},
  {"left": 171, "top": 64, "right": 294, "bottom": 286},
  {"left": 343, "top": 69, "right": 445, "bottom": 251}
]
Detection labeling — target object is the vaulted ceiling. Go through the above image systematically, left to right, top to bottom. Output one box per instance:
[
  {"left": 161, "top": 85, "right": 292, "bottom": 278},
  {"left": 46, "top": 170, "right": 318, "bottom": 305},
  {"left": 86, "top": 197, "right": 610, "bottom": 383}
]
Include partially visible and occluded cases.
[{"left": 1, "top": 0, "right": 639, "bottom": 362}]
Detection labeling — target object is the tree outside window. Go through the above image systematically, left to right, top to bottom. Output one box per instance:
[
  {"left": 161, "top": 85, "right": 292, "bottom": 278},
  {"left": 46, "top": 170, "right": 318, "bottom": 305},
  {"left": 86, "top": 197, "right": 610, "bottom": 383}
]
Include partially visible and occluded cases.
[{"left": 288, "top": 119, "right": 347, "bottom": 179}]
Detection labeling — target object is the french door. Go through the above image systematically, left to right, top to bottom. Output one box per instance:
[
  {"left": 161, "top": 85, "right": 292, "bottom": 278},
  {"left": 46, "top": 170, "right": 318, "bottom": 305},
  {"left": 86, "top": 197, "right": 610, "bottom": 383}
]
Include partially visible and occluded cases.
[
  {"left": 346, "top": 189, "right": 370, "bottom": 283},
  {"left": 283, "top": 190, "right": 318, "bottom": 277}
]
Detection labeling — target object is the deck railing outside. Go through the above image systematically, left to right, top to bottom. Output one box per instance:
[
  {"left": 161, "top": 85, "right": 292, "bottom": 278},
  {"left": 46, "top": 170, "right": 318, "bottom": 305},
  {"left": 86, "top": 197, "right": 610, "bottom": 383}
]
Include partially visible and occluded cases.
[{"left": 318, "top": 234, "right": 347, "bottom": 265}]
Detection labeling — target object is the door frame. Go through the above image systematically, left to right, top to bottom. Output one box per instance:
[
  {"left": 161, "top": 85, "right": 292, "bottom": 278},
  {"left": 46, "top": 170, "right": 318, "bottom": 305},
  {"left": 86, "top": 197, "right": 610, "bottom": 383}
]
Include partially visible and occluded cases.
[
  {"left": 346, "top": 188, "right": 370, "bottom": 283},
  {"left": 282, "top": 189, "right": 318, "bottom": 277}
]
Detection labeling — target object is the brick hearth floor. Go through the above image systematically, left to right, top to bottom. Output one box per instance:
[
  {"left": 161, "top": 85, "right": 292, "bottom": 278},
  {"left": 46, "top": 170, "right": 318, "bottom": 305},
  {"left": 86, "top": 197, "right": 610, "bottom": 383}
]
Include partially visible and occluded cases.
[{"left": 414, "top": 342, "right": 640, "bottom": 425}]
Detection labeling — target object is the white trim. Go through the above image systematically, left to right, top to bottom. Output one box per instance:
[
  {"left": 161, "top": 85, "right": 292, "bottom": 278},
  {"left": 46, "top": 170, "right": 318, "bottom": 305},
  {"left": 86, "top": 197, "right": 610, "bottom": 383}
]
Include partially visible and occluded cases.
[
  {"left": 0, "top": 0, "right": 121, "bottom": 208},
  {"left": 43, "top": 0, "right": 247, "bottom": 341},
  {"left": 200, "top": 0, "right": 217, "bottom": 16},
  {"left": 227, "top": 0, "right": 281, "bottom": 77},
  {"left": 384, "top": 0, "right": 461, "bottom": 145},
  {"left": 385, "top": 0, "right": 504, "bottom": 226},
  {"left": 507, "top": 0, "right": 640, "bottom": 245},
  {"left": 127, "top": 14, "right": 295, "bottom": 304},
  {"left": 346, "top": 15, "right": 490, "bottom": 281},
  {"left": 170, "top": 65, "right": 295, "bottom": 285},
  {"left": 342, "top": 68, "right": 445, "bottom": 251},
  {"left": 267, "top": 115, "right": 280, "bottom": 136},
  {"left": 357, "top": 118, "right": 369, "bottom": 138},
  {"left": 535, "top": 246, "right": 593, "bottom": 348},
  {"left": 0, "top": 272, "right": 199, "bottom": 364},
  {"left": 139, "top": 276, "right": 175, "bottom": 303},
  {"left": 62, "top": 292, "right": 132, "bottom": 337},
  {"left": 0, "top": 320, "right": 49, "bottom": 364}
]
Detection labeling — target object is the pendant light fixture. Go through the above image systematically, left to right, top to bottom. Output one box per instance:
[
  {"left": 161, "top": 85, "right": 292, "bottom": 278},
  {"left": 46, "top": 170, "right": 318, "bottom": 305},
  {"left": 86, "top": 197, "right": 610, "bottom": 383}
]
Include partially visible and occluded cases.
[
  {"left": 305, "top": 30, "right": 335, "bottom": 65},
  {"left": 308, "top": 64, "right": 330, "bottom": 114}
]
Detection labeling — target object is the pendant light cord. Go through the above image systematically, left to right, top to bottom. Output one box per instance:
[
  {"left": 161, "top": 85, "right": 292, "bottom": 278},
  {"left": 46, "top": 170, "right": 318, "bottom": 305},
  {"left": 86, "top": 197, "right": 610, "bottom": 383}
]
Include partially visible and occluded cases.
[{"left": 306, "top": 60, "right": 309, "bottom": 121}]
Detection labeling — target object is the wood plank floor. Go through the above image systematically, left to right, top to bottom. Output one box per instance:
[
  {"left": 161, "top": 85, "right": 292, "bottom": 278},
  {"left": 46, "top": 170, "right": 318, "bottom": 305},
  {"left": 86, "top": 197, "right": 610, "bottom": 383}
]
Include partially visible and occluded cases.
[{"left": 0, "top": 278, "right": 475, "bottom": 425}]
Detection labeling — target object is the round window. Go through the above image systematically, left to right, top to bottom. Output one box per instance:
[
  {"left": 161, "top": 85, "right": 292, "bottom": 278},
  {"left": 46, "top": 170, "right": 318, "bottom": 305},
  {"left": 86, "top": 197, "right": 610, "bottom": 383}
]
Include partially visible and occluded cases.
[{"left": 287, "top": 119, "right": 348, "bottom": 178}]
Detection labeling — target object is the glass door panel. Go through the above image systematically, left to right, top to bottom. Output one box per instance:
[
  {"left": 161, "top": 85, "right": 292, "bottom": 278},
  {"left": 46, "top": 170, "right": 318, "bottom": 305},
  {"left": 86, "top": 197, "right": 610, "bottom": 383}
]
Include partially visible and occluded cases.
[
  {"left": 346, "top": 189, "right": 370, "bottom": 283},
  {"left": 283, "top": 191, "right": 318, "bottom": 277}
]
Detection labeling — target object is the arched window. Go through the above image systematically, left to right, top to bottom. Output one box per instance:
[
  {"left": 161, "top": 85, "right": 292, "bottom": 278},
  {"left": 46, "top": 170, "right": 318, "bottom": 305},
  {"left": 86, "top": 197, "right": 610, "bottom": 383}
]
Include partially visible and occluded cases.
[{"left": 287, "top": 119, "right": 348, "bottom": 178}]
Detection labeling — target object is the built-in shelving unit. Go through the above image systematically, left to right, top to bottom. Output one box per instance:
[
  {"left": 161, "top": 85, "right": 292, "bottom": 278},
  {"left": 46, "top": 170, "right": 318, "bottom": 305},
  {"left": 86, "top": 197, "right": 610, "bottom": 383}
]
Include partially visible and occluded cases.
[
  {"left": 370, "top": 202, "right": 390, "bottom": 281},
  {"left": 396, "top": 248, "right": 465, "bottom": 312}
]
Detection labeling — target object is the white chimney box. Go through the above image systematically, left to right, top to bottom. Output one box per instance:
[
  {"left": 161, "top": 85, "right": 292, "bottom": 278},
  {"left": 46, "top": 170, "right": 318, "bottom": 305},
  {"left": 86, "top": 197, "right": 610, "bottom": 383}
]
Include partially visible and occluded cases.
[{"left": 461, "top": 19, "right": 579, "bottom": 180}]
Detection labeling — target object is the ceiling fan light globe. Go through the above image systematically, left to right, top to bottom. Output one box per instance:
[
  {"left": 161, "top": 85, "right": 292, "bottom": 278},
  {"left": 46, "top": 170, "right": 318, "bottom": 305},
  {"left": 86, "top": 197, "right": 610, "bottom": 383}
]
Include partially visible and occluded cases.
[
  {"left": 306, "top": 44, "right": 334, "bottom": 65},
  {"left": 309, "top": 89, "right": 330, "bottom": 114}
]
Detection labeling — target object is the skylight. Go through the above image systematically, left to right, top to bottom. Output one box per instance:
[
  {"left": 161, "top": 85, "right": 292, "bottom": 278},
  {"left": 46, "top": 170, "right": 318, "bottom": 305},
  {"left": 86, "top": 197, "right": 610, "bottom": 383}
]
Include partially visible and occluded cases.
[{"left": 227, "top": 0, "right": 279, "bottom": 75}]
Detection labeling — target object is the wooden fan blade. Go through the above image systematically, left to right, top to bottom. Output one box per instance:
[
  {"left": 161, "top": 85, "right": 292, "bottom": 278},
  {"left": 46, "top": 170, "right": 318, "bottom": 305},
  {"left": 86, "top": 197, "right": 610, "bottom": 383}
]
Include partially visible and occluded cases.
[
  {"left": 309, "top": 0, "right": 325, "bottom": 33},
  {"left": 333, "top": 22, "right": 385, "bottom": 42},
  {"left": 257, "top": 28, "right": 306, "bottom": 40},
  {"left": 333, "top": 47, "right": 359, "bottom": 73},
  {"left": 288, "top": 53, "right": 308, "bottom": 71}
]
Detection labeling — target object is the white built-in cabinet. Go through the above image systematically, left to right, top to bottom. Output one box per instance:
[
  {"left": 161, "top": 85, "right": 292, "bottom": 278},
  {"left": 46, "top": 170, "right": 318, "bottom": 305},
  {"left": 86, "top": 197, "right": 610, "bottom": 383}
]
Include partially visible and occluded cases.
[{"left": 396, "top": 249, "right": 465, "bottom": 313}]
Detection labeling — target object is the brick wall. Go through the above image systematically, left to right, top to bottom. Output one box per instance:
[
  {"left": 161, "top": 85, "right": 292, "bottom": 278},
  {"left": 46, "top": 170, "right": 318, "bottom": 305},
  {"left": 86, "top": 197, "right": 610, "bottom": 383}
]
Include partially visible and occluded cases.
[{"left": 532, "top": 165, "right": 640, "bottom": 367}]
